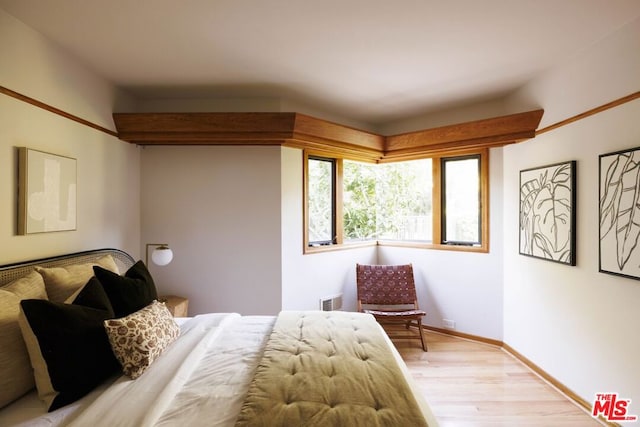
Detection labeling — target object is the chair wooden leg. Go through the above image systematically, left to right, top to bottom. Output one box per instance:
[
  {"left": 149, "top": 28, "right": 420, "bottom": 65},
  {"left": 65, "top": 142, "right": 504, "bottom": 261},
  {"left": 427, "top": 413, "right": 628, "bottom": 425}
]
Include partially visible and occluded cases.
[{"left": 417, "top": 319, "right": 427, "bottom": 351}]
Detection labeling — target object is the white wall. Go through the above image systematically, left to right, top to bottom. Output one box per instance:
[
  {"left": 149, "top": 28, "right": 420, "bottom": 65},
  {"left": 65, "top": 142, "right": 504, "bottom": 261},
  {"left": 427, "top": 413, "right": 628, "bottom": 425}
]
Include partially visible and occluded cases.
[
  {"left": 0, "top": 9, "right": 140, "bottom": 264},
  {"left": 0, "top": 10, "right": 132, "bottom": 130},
  {"left": 503, "top": 17, "right": 640, "bottom": 408},
  {"left": 506, "top": 17, "right": 640, "bottom": 130},
  {"left": 132, "top": 97, "right": 283, "bottom": 114},
  {"left": 377, "top": 98, "right": 509, "bottom": 136},
  {"left": 140, "top": 145, "right": 377, "bottom": 317},
  {"left": 140, "top": 146, "right": 282, "bottom": 316},
  {"left": 280, "top": 147, "right": 377, "bottom": 311},
  {"left": 378, "top": 147, "right": 504, "bottom": 340}
]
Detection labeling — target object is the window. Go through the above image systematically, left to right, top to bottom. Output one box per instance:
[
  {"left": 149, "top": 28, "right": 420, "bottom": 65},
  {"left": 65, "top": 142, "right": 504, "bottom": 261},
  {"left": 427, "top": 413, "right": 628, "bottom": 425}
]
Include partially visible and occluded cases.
[
  {"left": 304, "top": 149, "right": 488, "bottom": 252},
  {"left": 441, "top": 155, "right": 481, "bottom": 245},
  {"left": 307, "top": 156, "right": 336, "bottom": 245},
  {"left": 342, "top": 159, "right": 433, "bottom": 242},
  {"left": 376, "top": 159, "right": 432, "bottom": 242},
  {"left": 343, "top": 160, "right": 377, "bottom": 241}
]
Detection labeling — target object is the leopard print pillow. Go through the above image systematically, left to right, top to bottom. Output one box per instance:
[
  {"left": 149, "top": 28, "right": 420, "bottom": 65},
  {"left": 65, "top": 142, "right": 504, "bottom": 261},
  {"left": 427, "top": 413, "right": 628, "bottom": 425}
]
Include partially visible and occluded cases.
[{"left": 104, "top": 300, "right": 180, "bottom": 379}]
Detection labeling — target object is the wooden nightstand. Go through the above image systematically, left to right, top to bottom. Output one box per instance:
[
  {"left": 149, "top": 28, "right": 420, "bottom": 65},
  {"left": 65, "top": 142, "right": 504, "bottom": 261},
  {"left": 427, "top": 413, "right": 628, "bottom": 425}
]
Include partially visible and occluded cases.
[{"left": 160, "top": 295, "right": 189, "bottom": 317}]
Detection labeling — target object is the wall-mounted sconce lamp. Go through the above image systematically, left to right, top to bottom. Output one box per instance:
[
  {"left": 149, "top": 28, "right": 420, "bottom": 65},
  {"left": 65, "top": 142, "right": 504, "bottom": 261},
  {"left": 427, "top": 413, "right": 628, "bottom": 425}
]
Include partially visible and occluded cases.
[{"left": 145, "top": 243, "right": 174, "bottom": 266}]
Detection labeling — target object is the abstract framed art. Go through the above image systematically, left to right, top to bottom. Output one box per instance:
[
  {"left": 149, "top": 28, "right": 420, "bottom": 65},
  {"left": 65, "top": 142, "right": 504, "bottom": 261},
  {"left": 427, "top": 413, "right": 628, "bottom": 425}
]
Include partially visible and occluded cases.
[
  {"left": 599, "top": 146, "right": 640, "bottom": 280},
  {"left": 18, "top": 147, "right": 77, "bottom": 235},
  {"left": 519, "top": 160, "right": 576, "bottom": 265}
]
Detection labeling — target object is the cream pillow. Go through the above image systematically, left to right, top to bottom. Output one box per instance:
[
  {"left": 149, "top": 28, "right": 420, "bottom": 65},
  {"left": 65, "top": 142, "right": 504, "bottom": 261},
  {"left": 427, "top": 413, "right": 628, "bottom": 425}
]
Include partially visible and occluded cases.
[
  {"left": 35, "top": 255, "right": 119, "bottom": 303},
  {"left": 0, "top": 271, "right": 47, "bottom": 408},
  {"left": 104, "top": 301, "right": 180, "bottom": 379}
]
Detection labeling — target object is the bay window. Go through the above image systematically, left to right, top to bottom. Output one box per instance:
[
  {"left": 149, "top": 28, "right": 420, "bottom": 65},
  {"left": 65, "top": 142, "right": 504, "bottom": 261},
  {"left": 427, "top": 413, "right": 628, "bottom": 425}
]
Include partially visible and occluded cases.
[{"left": 304, "top": 149, "right": 488, "bottom": 252}]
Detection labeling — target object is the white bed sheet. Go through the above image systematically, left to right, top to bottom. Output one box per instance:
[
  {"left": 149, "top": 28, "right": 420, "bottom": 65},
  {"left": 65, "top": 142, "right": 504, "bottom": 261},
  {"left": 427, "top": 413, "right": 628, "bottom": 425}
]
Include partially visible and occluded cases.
[
  {"left": 68, "top": 313, "right": 271, "bottom": 427},
  {"left": 156, "top": 315, "right": 276, "bottom": 426},
  {"left": 0, "top": 317, "right": 196, "bottom": 427},
  {"left": 0, "top": 376, "right": 118, "bottom": 427}
]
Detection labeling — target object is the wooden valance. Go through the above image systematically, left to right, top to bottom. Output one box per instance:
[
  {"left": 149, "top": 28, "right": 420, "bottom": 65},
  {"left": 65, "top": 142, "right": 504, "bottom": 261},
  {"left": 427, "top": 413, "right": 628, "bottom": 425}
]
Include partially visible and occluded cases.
[{"left": 113, "top": 109, "right": 543, "bottom": 161}]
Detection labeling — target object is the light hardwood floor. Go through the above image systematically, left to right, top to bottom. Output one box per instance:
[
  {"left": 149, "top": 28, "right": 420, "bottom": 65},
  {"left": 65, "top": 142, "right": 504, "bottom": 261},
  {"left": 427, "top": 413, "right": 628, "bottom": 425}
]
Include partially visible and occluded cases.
[{"left": 392, "top": 328, "right": 605, "bottom": 427}]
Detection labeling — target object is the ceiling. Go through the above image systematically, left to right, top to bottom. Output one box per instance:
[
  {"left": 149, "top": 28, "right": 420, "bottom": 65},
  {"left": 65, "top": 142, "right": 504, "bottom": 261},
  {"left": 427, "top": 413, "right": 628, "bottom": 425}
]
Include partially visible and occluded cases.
[{"left": 2, "top": 0, "right": 640, "bottom": 127}]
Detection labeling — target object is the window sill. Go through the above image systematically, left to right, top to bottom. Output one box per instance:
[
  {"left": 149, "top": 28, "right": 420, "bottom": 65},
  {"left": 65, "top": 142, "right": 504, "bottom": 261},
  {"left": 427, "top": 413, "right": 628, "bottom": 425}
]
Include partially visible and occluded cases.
[
  {"left": 304, "top": 240, "right": 489, "bottom": 254},
  {"left": 304, "top": 240, "right": 377, "bottom": 254},
  {"left": 377, "top": 240, "right": 489, "bottom": 253}
]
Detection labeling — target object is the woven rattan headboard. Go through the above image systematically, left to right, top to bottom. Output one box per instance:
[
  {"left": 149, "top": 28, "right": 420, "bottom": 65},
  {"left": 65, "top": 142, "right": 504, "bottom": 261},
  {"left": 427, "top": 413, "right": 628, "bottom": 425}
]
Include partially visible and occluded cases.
[{"left": 0, "top": 248, "right": 136, "bottom": 287}]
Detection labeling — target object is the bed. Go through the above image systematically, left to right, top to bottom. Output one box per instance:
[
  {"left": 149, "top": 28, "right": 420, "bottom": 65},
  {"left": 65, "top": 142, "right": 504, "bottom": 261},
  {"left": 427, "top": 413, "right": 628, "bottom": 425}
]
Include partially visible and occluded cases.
[{"left": 0, "top": 248, "right": 438, "bottom": 426}]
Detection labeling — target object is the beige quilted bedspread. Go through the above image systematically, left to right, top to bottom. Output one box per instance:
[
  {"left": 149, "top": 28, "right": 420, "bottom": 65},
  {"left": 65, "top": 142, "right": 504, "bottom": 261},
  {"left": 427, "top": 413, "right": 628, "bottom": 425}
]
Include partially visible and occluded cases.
[{"left": 235, "top": 311, "right": 429, "bottom": 427}]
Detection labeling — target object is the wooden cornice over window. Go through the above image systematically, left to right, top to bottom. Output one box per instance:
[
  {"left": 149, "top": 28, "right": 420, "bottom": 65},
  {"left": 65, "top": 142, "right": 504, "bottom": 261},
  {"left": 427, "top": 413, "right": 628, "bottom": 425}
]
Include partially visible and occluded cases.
[
  {"left": 113, "top": 109, "right": 543, "bottom": 160},
  {"left": 383, "top": 109, "right": 544, "bottom": 161},
  {"left": 113, "top": 112, "right": 299, "bottom": 145},
  {"left": 287, "top": 114, "right": 384, "bottom": 161}
]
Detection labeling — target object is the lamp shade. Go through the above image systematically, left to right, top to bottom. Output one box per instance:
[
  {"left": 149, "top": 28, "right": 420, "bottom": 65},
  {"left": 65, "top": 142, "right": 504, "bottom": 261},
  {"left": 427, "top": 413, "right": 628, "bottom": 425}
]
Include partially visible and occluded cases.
[{"left": 151, "top": 246, "right": 173, "bottom": 266}]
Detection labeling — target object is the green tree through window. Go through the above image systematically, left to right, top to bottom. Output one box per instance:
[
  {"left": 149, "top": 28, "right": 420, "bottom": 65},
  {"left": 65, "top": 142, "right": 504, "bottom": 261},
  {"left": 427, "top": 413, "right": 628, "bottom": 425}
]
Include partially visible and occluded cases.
[
  {"left": 343, "top": 159, "right": 432, "bottom": 241},
  {"left": 343, "top": 161, "right": 377, "bottom": 240}
]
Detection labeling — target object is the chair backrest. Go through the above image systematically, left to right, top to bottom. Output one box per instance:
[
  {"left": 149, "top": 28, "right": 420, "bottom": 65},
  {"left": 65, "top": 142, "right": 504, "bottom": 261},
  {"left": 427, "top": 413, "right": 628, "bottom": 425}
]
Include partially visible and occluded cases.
[{"left": 356, "top": 264, "right": 417, "bottom": 307}]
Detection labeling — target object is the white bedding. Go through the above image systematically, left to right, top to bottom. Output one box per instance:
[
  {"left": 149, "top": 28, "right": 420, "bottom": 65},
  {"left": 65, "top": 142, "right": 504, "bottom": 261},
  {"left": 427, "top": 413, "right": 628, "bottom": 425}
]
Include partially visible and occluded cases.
[
  {"left": 0, "top": 313, "right": 438, "bottom": 427},
  {"left": 71, "top": 313, "right": 274, "bottom": 427},
  {"left": 0, "top": 314, "right": 274, "bottom": 427},
  {"left": 0, "top": 376, "right": 118, "bottom": 427}
]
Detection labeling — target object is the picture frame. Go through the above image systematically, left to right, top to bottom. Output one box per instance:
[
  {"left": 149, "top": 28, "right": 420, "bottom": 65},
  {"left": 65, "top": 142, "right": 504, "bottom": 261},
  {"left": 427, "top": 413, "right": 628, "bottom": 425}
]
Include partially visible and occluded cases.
[
  {"left": 599, "top": 146, "right": 640, "bottom": 280},
  {"left": 18, "top": 147, "right": 77, "bottom": 235},
  {"left": 519, "top": 160, "right": 576, "bottom": 265}
]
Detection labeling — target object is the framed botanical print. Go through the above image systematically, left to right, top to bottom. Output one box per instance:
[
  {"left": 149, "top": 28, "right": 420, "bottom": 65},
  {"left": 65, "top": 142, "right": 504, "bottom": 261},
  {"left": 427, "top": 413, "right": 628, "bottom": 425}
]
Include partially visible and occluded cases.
[
  {"left": 599, "top": 146, "right": 640, "bottom": 280},
  {"left": 519, "top": 160, "right": 576, "bottom": 265}
]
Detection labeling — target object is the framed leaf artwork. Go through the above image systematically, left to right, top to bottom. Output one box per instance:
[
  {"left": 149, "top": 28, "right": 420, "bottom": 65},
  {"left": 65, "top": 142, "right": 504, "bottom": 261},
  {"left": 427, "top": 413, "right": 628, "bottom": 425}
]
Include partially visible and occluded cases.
[
  {"left": 599, "top": 146, "right": 640, "bottom": 280},
  {"left": 519, "top": 160, "right": 576, "bottom": 265}
]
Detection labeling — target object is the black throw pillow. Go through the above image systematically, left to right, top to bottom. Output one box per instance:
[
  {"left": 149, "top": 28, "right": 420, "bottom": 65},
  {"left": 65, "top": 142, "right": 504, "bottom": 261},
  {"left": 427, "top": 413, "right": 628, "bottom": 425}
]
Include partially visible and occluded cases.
[
  {"left": 93, "top": 260, "right": 158, "bottom": 318},
  {"left": 19, "top": 277, "right": 119, "bottom": 411}
]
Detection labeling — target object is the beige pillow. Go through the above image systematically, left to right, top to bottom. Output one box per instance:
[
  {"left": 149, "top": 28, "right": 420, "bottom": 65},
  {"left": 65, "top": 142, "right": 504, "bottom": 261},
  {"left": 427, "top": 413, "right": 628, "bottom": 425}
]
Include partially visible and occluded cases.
[
  {"left": 35, "top": 255, "right": 119, "bottom": 303},
  {"left": 0, "top": 271, "right": 47, "bottom": 408},
  {"left": 104, "top": 301, "right": 180, "bottom": 379}
]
